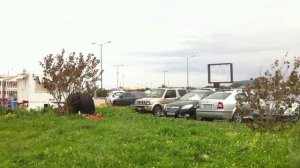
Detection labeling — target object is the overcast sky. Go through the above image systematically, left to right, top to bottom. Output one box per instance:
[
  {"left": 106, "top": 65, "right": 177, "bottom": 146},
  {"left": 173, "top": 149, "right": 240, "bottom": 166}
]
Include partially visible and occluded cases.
[{"left": 1, "top": 0, "right": 300, "bottom": 89}]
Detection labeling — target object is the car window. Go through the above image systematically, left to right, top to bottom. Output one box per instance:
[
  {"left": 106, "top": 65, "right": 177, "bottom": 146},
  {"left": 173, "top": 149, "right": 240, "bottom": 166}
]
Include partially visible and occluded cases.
[
  {"left": 148, "top": 89, "right": 166, "bottom": 98},
  {"left": 165, "top": 90, "right": 176, "bottom": 98},
  {"left": 178, "top": 90, "right": 187, "bottom": 97},
  {"left": 114, "top": 92, "right": 124, "bottom": 96},
  {"left": 134, "top": 92, "right": 146, "bottom": 98},
  {"left": 180, "top": 92, "right": 204, "bottom": 100},
  {"left": 205, "top": 92, "right": 231, "bottom": 100},
  {"left": 123, "top": 93, "right": 132, "bottom": 97},
  {"left": 235, "top": 93, "right": 247, "bottom": 101}
]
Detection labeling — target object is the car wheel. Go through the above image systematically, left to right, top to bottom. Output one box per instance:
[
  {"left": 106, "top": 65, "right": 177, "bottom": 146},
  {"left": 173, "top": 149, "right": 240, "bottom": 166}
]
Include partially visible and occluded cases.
[
  {"left": 80, "top": 93, "right": 95, "bottom": 114},
  {"left": 152, "top": 105, "right": 162, "bottom": 116},
  {"left": 290, "top": 108, "right": 299, "bottom": 122},
  {"left": 189, "top": 110, "right": 197, "bottom": 120},
  {"left": 231, "top": 110, "right": 243, "bottom": 123},
  {"left": 174, "top": 111, "right": 179, "bottom": 118},
  {"left": 195, "top": 115, "right": 202, "bottom": 120},
  {"left": 201, "top": 118, "right": 214, "bottom": 121}
]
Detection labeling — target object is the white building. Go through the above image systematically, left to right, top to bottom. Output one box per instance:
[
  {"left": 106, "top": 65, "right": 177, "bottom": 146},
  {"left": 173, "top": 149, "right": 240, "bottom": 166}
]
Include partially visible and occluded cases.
[
  {"left": 16, "top": 73, "right": 54, "bottom": 109},
  {"left": 0, "top": 76, "right": 18, "bottom": 99}
]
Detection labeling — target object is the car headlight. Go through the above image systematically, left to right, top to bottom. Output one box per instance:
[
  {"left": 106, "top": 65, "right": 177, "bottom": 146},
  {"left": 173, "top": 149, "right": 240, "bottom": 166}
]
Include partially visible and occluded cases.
[
  {"left": 146, "top": 101, "right": 151, "bottom": 105},
  {"left": 181, "top": 104, "right": 193, "bottom": 110},
  {"left": 165, "top": 105, "right": 170, "bottom": 110}
]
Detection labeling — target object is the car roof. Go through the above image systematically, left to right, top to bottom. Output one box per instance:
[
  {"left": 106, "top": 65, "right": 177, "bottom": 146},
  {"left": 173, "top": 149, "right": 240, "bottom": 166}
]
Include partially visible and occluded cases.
[
  {"left": 111, "top": 90, "right": 125, "bottom": 92},
  {"left": 189, "top": 90, "right": 214, "bottom": 93}
]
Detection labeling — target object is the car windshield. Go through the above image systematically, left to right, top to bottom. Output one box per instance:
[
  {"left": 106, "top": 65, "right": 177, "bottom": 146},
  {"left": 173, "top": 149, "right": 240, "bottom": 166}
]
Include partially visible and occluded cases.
[
  {"left": 147, "top": 89, "right": 165, "bottom": 98},
  {"left": 114, "top": 92, "right": 124, "bottom": 96},
  {"left": 133, "top": 92, "right": 146, "bottom": 98},
  {"left": 180, "top": 92, "right": 207, "bottom": 101},
  {"left": 205, "top": 92, "right": 231, "bottom": 100},
  {"left": 122, "top": 93, "right": 132, "bottom": 97}
]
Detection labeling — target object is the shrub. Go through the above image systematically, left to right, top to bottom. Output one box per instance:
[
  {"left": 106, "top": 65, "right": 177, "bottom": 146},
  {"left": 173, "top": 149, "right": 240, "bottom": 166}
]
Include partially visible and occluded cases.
[{"left": 238, "top": 55, "right": 300, "bottom": 130}]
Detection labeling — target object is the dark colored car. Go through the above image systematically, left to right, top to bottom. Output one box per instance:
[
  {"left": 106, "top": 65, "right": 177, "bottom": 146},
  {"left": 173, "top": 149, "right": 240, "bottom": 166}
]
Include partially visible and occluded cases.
[
  {"left": 164, "top": 90, "right": 214, "bottom": 119},
  {"left": 112, "top": 91, "right": 147, "bottom": 106}
]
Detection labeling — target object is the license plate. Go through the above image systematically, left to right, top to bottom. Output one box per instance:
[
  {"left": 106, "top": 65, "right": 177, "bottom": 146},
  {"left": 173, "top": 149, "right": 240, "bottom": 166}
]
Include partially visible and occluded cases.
[
  {"left": 203, "top": 104, "right": 212, "bottom": 109},
  {"left": 136, "top": 107, "right": 142, "bottom": 111},
  {"left": 167, "top": 111, "right": 175, "bottom": 115}
]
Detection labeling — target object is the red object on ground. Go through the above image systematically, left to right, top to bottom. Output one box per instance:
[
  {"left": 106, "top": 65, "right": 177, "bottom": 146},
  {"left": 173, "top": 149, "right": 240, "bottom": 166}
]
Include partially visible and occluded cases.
[{"left": 89, "top": 114, "right": 103, "bottom": 120}]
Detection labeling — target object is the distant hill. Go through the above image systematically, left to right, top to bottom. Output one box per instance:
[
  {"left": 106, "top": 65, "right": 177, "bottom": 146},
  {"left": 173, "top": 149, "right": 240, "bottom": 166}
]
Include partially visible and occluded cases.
[{"left": 230, "top": 80, "right": 254, "bottom": 88}]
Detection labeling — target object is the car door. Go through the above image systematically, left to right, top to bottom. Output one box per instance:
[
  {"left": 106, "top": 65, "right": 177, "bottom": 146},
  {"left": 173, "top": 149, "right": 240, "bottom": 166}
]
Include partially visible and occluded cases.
[
  {"left": 162, "top": 90, "right": 177, "bottom": 104},
  {"left": 120, "top": 93, "right": 132, "bottom": 105},
  {"left": 126, "top": 93, "right": 136, "bottom": 105}
]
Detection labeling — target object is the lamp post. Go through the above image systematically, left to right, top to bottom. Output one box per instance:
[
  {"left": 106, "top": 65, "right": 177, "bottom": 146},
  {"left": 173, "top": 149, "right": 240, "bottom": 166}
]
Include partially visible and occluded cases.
[
  {"left": 91, "top": 41, "right": 111, "bottom": 89},
  {"left": 183, "top": 55, "right": 195, "bottom": 88},
  {"left": 113, "top": 64, "right": 124, "bottom": 88},
  {"left": 163, "top": 70, "right": 168, "bottom": 87}
]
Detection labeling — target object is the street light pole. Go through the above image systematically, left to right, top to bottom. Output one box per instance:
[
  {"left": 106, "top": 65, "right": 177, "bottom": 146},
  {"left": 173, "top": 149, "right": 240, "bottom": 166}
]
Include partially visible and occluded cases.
[
  {"left": 91, "top": 41, "right": 111, "bottom": 89},
  {"left": 183, "top": 55, "right": 195, "bottom": 88},
  {"left": 113, "top": 64, "right": 124, "bottom": 88},
  {"left": 163, "top": 70, "right": 168, "bottom": 87}
]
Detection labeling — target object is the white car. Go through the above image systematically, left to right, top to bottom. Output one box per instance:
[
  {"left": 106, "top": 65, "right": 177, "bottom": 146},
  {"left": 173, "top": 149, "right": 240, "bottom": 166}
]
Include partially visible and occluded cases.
[
  {"left": 105, "top": 90, "right": 125, "bottom": 104},
  {"left": 196, "top": 90, "right": 249, "bottom": 122},
  {"left": 253, "top": 100, "right": 299, "bottom": 122}
]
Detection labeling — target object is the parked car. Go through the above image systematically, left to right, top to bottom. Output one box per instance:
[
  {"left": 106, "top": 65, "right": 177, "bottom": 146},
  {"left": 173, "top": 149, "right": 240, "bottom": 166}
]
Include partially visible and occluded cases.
[
  {"left": 133, "top": 88, "right": 187, "bottom": 115},
  {"left": 164, "top": 89, "right": 214, "bottom": 119},
  {"left": 105, "top": 90, "right": 125, "bottom": 104},
  {"left": 196, "top": 90, "right": 250, "bottom": 122},
  {"left": 112, "top": 91, "right": 147, "bottom": 106},
  {"left": 252, "top": 100, "right": 299, "bottom": 122}
]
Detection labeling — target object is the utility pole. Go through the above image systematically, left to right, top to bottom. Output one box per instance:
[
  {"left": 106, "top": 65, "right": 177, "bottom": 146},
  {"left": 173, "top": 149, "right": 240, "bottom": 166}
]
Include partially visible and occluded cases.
[
  {"left": 91, "top": 41, "right": 111, "bottom": 89},
  {"left": 183, "top": 55, "right": 195, "bottom": 88},
  {"left": 113, "top": 64, "right": 124, "bottom": 88},
  {"left": 259, "top": 65, "right": 262, "bottom": 77},
  {"left": 163, "top": 70, "right": 168, "bottom": 87},
  {"left": 122, "top": 74, "right": 124, "bottom": 88}
]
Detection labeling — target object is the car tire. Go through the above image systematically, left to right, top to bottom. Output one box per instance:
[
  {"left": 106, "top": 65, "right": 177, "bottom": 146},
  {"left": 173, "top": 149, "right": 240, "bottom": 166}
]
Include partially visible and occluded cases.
[
  {"left": 80, "top": 93, "right": 95, "bottom": 114},
  {"left": 152, "top": 105, "right": 162, "bottom": 116},
  {"left": 290, "top": 108, "right": 299, "bottom": 122},
  {"left": 189, "top": 110, "right": 197, "bottom": 120},
  {"left": 231, "top": 110, "right": 243, "bottom": 123},
  {"left": 174, "top": 112, "right": 179, "bottom": 118},
  {"left": 201, "top": 118, "right": 214, "bottom": 121}
]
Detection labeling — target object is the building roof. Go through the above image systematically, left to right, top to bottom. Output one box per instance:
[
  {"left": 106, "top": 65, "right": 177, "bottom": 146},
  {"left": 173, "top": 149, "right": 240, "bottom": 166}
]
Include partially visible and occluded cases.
[{"left": 0, "top": 75, "right": 18, "bottom": 81}]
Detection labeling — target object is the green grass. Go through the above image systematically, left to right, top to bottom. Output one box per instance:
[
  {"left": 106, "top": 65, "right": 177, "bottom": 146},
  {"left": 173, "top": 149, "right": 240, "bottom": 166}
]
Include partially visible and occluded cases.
[{"left": 0, "top": 106, "right": 300, "bottom": 167}]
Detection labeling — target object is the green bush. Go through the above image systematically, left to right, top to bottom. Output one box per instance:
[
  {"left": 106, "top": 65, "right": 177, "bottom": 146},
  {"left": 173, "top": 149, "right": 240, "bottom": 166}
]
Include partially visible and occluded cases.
[{"left": 96, "top": 88, "right": 109, "bottom": 97}]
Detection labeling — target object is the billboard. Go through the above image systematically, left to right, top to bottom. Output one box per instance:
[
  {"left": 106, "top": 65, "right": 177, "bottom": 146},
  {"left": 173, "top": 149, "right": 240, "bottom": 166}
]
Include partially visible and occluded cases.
[{"left": 208, "top": 63, "right": 233, "bottom": 83}]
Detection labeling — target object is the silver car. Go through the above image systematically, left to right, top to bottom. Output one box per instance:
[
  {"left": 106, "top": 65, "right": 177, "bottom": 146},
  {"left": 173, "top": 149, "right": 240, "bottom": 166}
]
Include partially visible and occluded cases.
[
  {"left": 133, "top": 88, "right": 187, "bottom": 115},
  {"left": 196, "top": 90, "right": 248, "bottom": 122},
  {"left": 253, "top": 101, "right": 299, "bottom": 122}
]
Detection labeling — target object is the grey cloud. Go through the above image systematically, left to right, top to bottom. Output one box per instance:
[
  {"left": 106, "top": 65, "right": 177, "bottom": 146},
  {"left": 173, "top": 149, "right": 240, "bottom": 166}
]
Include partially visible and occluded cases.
[
  {"left": 124, "top": 32, "right": 295, "bottom": 81},
  {"left": 126, "top": 33, "right": 279, "bottom": 59}
]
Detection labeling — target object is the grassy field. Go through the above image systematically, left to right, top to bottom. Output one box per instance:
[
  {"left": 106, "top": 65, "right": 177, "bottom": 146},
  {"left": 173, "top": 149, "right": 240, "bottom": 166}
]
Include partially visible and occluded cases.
[{"left": 0, "top": 106, "right": 300, "bottom": 168}]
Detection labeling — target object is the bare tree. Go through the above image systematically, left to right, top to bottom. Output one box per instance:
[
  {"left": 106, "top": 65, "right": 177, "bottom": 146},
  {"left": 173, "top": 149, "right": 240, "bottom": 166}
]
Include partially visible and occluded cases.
[{"left": 40, "top": 49, "right": 100, "bottom": 113}]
